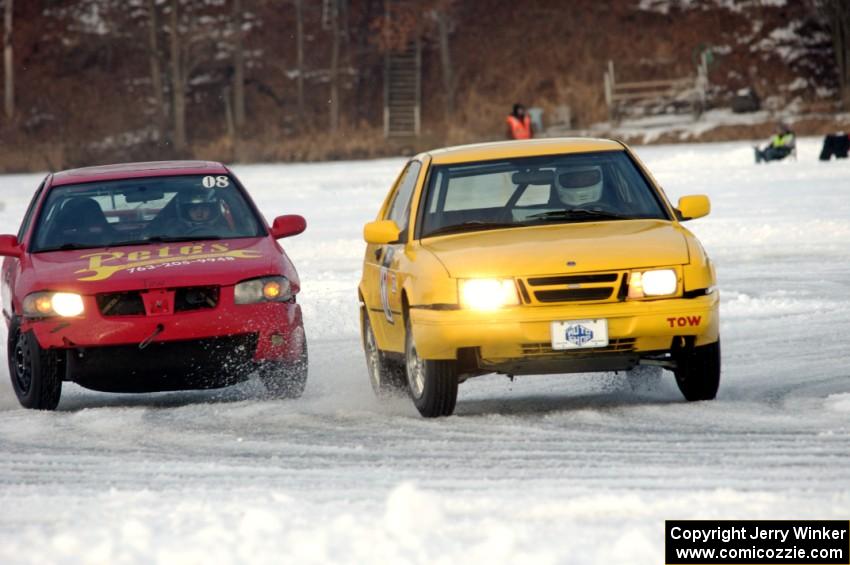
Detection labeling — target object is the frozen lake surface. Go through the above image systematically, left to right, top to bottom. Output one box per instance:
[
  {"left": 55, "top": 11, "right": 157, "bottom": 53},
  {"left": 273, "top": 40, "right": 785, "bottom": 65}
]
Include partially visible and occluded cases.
[{"left": 0, "top": 140, "right": 848, "bottom": 564}]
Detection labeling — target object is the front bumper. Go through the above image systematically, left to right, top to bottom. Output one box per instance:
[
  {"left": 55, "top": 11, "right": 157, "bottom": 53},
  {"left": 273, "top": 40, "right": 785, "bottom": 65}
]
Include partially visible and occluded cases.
[
  {"left": 409, "top": 293, "right": 719, "bottom": 367},
  {"left": 24, "top": 299, "right": 305, "bottom": 364},
  {"left": 67, "top": 333, "right": 261, "bottom": 392}
]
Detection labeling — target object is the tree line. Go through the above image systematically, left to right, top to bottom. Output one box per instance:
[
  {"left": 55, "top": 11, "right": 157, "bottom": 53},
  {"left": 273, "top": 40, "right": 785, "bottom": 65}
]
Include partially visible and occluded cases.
[
  {"left": 0, "top": 0, "right": 457, "bottom": 161},
  {"left": 0, "top": 1, "right": 844, "bottom": 170}
]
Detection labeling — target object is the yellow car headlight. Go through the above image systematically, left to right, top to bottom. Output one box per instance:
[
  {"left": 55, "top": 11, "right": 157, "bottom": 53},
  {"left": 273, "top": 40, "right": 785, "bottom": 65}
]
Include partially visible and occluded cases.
[
  {"left": 628, "top": 269, "right": 678, "bottom": 298},
  {"left": 459, "top": 279, "right": 519, "bottom": 310},
  {"left": 23, "top": 292, "right": 85, "bottom": 318}
]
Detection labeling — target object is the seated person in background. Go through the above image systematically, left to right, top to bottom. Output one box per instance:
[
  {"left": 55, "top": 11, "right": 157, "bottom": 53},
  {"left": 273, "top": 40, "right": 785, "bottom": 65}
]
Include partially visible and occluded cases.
[{"left": 755, "top": 122, "right": 795, "bottom": 163}]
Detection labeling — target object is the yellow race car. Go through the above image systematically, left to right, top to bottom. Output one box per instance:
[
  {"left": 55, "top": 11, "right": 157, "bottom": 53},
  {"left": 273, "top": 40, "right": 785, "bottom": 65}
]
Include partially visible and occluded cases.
[{"left": 359, "top": 138, "right": 719, "bottom": 417}]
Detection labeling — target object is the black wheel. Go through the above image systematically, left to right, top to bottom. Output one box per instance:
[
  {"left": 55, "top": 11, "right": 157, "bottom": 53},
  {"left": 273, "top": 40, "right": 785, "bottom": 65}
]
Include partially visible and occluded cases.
[
  {"left": 362, "top": 309, "right": 406, "bottom": 397},
  {"left": 404, "top": 316, "right": 458, "bottom": 417},
  {"left": 7, "top": 318, "right": 62, "bottom": 410},
  {"left": 259, "top": 337, "right": 308, "bottom": 399},
  {"left": 674, "top": 339, "right": 721, "bottom": 401}
]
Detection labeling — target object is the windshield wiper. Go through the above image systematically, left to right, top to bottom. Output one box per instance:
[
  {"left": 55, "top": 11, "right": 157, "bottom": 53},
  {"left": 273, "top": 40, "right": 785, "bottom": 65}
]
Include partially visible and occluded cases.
[
  {"left": 526, "top": 209, "right": 629, "bottom": 221},
  {"left": 425, "top": 221, "right": 517, "bottom": 238},
  {"left": 126, "top": 234, "right": 222, "bottom": 243},
  {"left": 36, "top": 235, "right": 224, "bottom": 252},
  {"left": 103, "top": 235, "right": 225, "bottom": 247},
  {"left": 142, "top": 235, "right": 223, "bottom": 243},
  {"left": 34, "top": 242, "right": 97, "bottom": 253}
]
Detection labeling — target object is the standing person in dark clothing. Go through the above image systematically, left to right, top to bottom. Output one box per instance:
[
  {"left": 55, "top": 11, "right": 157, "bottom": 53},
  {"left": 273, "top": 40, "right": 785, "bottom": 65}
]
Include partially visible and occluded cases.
[
  {"left": 506, "top": 103, "right": 533, "bottom": 140},
  {"left": 755, "top": 123, "right": 796, "bottom": 163},
  {"left": 819, "top": 133, "right": 850, "bottom": 160}
]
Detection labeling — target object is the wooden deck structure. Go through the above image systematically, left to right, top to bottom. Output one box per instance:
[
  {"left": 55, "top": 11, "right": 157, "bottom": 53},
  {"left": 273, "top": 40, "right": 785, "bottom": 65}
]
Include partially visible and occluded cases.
[{"left": 604, "top": 53, "right": 710, "bottom": 123}]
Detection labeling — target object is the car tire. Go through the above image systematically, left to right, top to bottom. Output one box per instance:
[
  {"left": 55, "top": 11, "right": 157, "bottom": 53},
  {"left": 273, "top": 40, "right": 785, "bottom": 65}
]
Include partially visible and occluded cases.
[
  {"left": 362, "top": 309, "right": 406, "bottom": 397},
  {"left": 404, "top": 316, "right": 458, "bottom": 417},
  {"left": 7, "top": 318, "right": 62, "bottom": 410},
  {"left": 674, "top": 339, "right": 721, "bottom": 401},
  {"left": 259, "top": 340, "right": 308, "bottom": 399}
]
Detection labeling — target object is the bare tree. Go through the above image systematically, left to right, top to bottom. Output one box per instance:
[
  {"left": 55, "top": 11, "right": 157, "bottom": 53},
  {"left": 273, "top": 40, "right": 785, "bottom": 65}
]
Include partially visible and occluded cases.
[
  {"left": 3, "top": 0, "right": 13, "bottom": 120},
  {"left": 147, "top": 0, "right": 167, "bottom": 137},
  {"left": 159, "top": 0, "right": 234, "bottom": 152},
  {"left": 169, "top": 0, "right": 187, "bottom": 151},
  {"left": 232, "top": 0, "right": 246, "bottom": 132},
  {"left": 295, "top": 0, "right": 305, "bottom": 116},
  {"left": 329, "top": 0, "right": 340, "bottom": 132},
  {"left": 820, "top": 0, "right": 850, "bottom": 107},
  {"left": 435, "top": 6, "right": 454, "bottom": 118},
  {"left": 223, "top": 85, "right": 236, "bottom": 141}
]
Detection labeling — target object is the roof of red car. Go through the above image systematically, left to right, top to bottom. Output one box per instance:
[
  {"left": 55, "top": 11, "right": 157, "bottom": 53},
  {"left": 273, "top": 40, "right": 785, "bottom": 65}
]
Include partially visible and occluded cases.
[{"left": 50, "top": 161, "right": 229, "bottom": 187}]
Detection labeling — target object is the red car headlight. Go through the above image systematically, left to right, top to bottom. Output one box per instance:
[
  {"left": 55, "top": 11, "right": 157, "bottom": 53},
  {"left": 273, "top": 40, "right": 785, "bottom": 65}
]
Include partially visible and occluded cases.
[
  {"left": 234, "top": 276, "right": 292, "bottom": 304},
  {"left": 23, "top": 292, "right": 85, "bottom": 318}
]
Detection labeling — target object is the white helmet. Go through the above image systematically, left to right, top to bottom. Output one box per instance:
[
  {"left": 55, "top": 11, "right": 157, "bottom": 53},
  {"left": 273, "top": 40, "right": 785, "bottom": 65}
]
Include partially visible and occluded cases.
[{"left": 556, "top": 166, "right": 604, "bottom": 206}]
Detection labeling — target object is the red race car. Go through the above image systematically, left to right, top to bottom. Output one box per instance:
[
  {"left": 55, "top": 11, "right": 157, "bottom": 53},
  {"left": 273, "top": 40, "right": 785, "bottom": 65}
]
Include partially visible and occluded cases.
[{"left": 0, "top": 161, "right": 307, "bottom": 409}]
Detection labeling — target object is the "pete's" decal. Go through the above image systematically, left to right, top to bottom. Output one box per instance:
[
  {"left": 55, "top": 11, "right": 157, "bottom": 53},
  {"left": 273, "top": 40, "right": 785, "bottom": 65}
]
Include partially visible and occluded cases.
[{"left": 75, "top": 243, "right": 262, "bottom": 281}]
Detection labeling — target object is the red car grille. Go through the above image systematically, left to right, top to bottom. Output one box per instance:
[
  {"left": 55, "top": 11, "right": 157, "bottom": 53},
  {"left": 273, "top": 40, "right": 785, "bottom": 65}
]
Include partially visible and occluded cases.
[{"left": 97, "top": 286, "right": 219, "bottom": 316}]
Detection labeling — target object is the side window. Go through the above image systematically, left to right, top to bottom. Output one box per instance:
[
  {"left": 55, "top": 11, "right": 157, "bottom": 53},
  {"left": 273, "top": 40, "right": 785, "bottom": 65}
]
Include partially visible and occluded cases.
[
  {"left": 385, "top": 161, "right": 422, "bottom": 232},
  {"left": 428, "top": 170, "right": 444, "bottom": 213},
  {"left": 17, "top": 178, "right": 47, "bottom": 242}
]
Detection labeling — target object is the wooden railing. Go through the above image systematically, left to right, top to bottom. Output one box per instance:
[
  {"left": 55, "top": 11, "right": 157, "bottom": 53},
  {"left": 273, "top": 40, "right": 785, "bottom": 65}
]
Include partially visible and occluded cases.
[{"left": 603, "top": 54, "right": 709, "bottom": 123}]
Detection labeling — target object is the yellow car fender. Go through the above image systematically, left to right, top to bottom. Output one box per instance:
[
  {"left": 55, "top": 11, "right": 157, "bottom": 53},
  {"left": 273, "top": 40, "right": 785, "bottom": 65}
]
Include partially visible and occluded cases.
[{"left": 681, "top": 229, "right": 716, "bottom": 293}]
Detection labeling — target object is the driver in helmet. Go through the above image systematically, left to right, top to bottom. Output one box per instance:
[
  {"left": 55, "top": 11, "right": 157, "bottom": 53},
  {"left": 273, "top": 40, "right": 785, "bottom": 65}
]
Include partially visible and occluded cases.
[
  {"left": 512, "top": 165, "right": 613, "bottom": 222},
  {"left": 555, "top": 166, "right": 605, "bottom": 207},
  {"left": 169, "top": 188, "right": 225, "bottom": 234}
]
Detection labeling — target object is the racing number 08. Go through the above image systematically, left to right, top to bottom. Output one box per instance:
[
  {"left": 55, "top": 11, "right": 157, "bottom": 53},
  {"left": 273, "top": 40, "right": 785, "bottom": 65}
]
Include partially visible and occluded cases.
[{"left": 202, "top": 175, "right": 230, "bottom": 189}]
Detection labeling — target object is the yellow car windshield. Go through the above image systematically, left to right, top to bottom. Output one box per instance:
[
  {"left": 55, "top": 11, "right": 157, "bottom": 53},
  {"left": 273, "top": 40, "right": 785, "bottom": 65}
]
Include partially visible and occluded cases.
[{"left": 419, "top": 151, "right": 669, "bottom": 238}]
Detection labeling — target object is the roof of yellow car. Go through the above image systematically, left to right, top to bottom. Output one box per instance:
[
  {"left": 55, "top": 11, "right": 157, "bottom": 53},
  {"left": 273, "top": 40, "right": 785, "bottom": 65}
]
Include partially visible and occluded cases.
[{"left": 425, "top": 137, "right": 624, "bottom": 165}]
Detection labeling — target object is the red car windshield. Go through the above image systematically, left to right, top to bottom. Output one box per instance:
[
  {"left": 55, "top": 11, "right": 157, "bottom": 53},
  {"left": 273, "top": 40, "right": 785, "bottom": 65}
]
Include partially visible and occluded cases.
[{"left": 30, "top": 175, "right": 265, "bottom": 252}]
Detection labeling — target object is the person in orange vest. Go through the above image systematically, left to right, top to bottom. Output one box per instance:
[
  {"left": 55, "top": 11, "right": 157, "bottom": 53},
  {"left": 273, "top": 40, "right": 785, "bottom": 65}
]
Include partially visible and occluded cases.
[{"left": 506, "top": 103, "right": 533, "bottom": 140}]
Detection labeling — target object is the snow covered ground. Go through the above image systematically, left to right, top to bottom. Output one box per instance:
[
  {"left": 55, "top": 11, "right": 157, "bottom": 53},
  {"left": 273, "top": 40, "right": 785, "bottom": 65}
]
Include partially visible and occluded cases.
[
  {"left": 552, "top": 109, "right": 850, "bottom": 144},
  {"left": 0, "top": 139, "right": 848, "bottom": 564}
]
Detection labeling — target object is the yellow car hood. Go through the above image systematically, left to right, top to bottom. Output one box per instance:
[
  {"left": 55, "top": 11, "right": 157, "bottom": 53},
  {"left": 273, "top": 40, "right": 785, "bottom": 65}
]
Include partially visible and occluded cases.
[{"left": 421, "top": 220, "right": 690, "bottom": 278}]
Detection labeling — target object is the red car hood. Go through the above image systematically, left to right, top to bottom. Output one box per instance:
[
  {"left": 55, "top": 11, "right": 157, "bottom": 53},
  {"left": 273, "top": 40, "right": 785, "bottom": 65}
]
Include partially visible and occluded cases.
[{"left": 26, "top": 237, "right": 279, "bottom": 294}]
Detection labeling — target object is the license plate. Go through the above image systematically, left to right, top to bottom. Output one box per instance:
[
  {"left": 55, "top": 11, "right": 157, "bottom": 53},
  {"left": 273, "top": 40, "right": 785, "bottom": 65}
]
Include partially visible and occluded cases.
[{"left": 550, "top": 319, "right": 609, "bottom": 350}]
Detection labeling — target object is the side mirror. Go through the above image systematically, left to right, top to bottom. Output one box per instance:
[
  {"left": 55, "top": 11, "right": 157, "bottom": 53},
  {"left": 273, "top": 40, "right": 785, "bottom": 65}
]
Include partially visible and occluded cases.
[
  {"left": 677, "top": 195, "right": 711, "bottom": 221},
  {"left": 270, "top": 215, "right": 307, "bottom": 239},
  {"left": 363, "top": 220, "right": 401, "bottom": 245},
  {"left": 0, "top": 235, "right": 22, "bottom": 258}
]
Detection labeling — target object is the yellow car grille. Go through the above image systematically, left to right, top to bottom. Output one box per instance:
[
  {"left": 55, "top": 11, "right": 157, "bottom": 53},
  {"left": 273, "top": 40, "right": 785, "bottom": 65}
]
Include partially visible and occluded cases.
[
  {"left": 518, "top": 271, "right": 627, "bottom": 305},
  {"left": 520, "top": 338, "right": 636, "bottom": 356}
]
